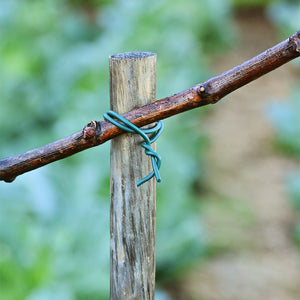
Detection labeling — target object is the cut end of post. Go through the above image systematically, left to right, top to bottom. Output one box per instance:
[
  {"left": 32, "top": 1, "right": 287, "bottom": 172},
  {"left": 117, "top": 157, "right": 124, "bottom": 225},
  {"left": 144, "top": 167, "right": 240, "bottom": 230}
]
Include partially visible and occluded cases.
[{"left": 110, "top": 51, "right": 156, "bottom": 60}]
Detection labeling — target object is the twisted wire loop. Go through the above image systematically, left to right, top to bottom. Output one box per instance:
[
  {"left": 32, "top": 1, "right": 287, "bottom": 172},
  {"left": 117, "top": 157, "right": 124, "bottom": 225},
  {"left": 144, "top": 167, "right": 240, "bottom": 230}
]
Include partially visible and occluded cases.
[{"left": 104, "top": 110, "right": 163, "bottom": 187}]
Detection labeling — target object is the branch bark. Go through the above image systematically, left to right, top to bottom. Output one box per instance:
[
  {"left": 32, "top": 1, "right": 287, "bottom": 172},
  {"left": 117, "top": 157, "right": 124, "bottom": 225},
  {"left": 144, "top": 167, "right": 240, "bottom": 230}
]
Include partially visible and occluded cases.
[{"left": 1, "top": 30, "right": 300, "bottom": 183}]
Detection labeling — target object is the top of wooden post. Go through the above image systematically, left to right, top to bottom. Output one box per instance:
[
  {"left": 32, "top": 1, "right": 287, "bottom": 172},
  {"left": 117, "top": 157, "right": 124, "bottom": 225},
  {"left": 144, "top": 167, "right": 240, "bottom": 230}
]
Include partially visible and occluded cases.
[{"left": 110, "top": 51, "right": 156, "bottom": 60}]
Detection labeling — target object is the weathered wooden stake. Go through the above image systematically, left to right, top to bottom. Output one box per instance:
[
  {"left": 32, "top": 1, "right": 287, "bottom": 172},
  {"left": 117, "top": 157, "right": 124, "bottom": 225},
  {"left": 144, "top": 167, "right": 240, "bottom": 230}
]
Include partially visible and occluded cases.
[{"left": 109, "top": 52, "right": 157, "bottom": 299}]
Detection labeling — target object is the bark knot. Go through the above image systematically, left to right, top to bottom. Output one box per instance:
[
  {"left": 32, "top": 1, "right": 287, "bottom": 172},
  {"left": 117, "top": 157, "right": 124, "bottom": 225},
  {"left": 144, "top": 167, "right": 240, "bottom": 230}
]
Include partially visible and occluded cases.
[
  {"left": 291, "top": 30, "right": 300, "bottom": 53},
  {"left": 83, "top": 120, "right": 101, "bottom": 140}
]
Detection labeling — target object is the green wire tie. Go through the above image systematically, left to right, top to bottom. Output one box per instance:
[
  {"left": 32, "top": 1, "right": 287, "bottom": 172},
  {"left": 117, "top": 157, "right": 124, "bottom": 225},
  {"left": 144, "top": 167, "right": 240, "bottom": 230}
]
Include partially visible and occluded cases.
[{"left": 104, "top": 110, "right": 163, "bottom": 187}]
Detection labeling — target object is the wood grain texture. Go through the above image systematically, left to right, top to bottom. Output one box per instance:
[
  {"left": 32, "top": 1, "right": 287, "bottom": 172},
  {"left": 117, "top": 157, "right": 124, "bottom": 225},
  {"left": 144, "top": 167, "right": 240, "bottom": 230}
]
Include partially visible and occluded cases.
[{"left": 110, "top": 52, "right": 156, "bottom": 299}]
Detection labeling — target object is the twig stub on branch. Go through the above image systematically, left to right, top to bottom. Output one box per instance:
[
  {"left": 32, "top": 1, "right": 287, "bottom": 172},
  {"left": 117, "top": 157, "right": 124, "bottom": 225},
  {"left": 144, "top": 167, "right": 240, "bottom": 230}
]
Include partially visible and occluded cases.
[{"left": 82, "top": 120, "right": 101, "bottom": 141}]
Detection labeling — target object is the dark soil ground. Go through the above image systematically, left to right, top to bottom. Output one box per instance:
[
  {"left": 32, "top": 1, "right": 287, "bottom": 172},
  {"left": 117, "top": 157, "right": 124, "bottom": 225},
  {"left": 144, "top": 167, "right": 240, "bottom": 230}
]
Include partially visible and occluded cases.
[{"left": 170, "top": 9, "right": 300, "bottom": 300}]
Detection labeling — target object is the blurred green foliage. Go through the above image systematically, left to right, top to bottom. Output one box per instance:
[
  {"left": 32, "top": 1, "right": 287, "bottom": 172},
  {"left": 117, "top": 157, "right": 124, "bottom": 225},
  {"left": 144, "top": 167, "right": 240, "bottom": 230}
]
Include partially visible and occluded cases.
[
  {"left": 0, "top": 0, "right": 234, "bottom": 298},
  {"left": 231, "top": 0, "right": 280, "bottom": 7},
  {"left": 267, "top": 1, "right": 300, "bottom": 250},
  {"left": 268, "top": 1, "right": 300, "bottom": 36},
  {"left": 267, "top": 89, "right": 300, "bottom": 156},
  {"left": 286, "top": 172, "right": 300, "bottom": 248}
]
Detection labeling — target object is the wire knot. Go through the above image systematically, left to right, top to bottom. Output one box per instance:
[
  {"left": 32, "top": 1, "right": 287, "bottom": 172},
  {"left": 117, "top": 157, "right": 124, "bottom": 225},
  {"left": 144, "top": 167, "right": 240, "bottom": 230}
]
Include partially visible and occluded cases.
[{"left": 104, "top": 110, "right": 163, "bottom": 187}]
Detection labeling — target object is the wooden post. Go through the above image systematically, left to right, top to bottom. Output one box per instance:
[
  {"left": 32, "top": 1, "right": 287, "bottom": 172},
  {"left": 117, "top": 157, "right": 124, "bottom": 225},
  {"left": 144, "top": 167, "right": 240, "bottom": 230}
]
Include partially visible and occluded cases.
[{"left": 109, "top": 52, "right": 157, "bottom": 299}]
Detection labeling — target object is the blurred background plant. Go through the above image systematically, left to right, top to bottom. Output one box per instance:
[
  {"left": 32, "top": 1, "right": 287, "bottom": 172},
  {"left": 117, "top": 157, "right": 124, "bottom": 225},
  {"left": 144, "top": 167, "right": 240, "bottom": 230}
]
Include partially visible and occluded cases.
[
  {"left": 0, "top": 0, "right": 235, "bottom": 299},
  {"left": 1, "top": 0, "right": 299, "bottom": 298},
  {"left": 266, "top": 0, "right": 300, "bottom": 256}
]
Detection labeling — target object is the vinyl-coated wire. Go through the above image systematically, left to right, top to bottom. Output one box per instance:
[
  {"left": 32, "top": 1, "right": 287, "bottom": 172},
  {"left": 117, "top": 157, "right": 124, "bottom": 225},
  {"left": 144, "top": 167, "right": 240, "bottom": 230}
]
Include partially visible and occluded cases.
[{"left": 104, "top": 110, "right": 163, "bottom": 187}]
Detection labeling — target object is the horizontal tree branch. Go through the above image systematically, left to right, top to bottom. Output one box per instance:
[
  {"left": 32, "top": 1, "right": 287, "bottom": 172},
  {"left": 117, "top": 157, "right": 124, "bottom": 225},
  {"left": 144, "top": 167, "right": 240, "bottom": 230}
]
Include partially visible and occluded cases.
[{"left": 1, "top": 30, "right": 300, "bottom": 182}]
